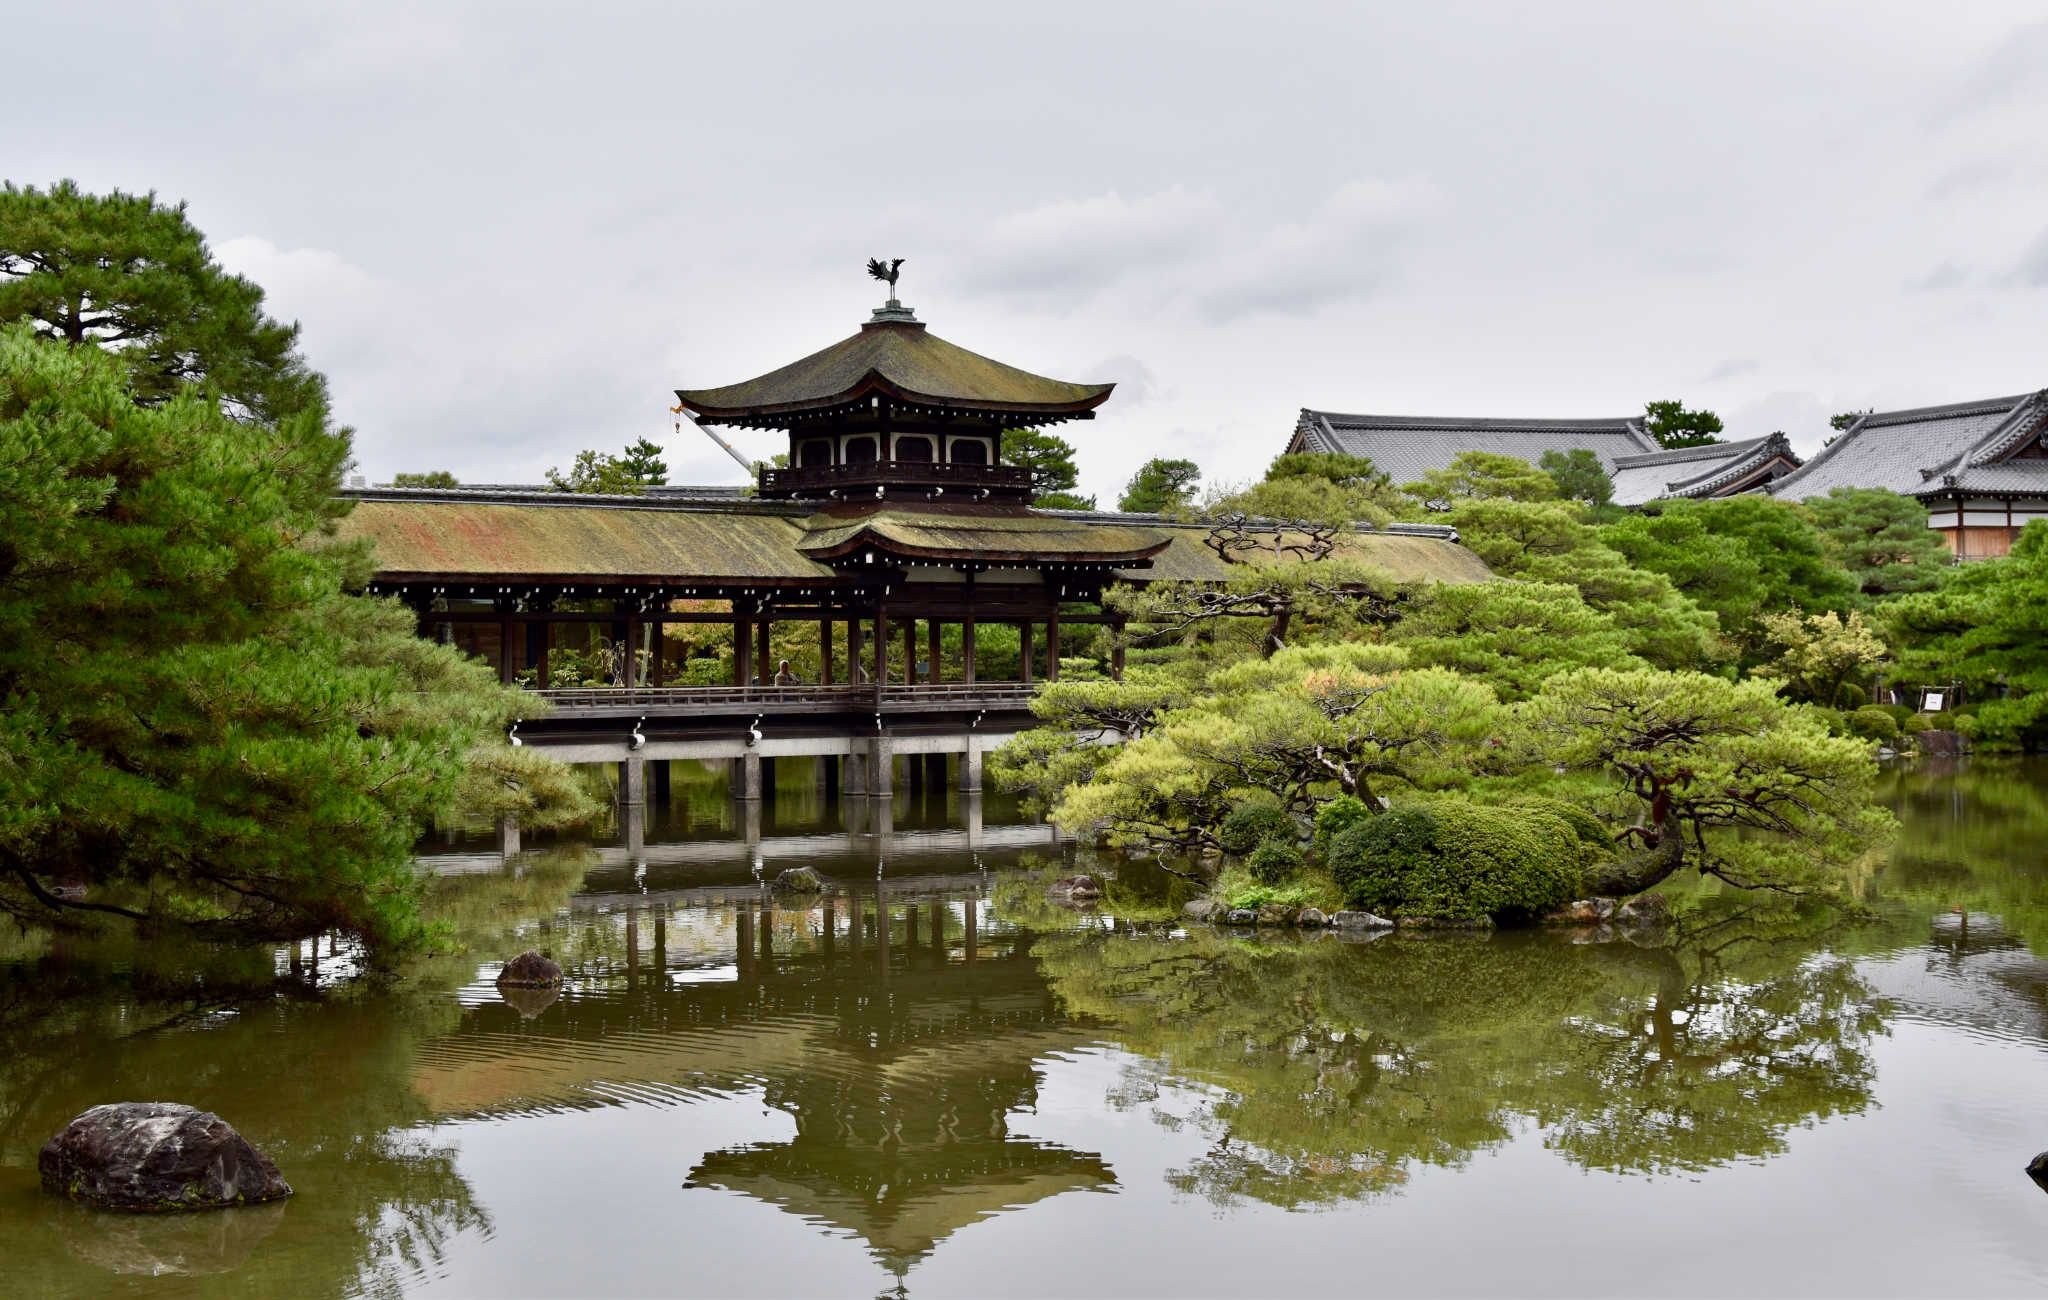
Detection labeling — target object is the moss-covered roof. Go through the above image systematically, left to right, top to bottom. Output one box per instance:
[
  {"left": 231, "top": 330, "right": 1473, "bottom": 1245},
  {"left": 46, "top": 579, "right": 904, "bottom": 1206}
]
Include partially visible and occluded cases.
[
  {"left": 675, "top": 319, "right": 1113, "bottom": 425},
  {"left": 335, "top": 498, "right": 835, "bottom": 582},
  {"left": 799, "top": 509, "right": 1173, "bottom": 565}
]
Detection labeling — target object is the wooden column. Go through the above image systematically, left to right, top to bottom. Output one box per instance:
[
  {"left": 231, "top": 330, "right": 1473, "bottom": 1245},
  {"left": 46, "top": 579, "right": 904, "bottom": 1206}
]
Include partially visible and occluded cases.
[
  {"left": 873, "top": 608, "right": 889, "bottom": 697},
  {"left": 1047, "top": 609, "right": 1061, "bottom": 681},
  {"left": 734, "top": 610, "right": 753, "bottom": 687},
  {"left": 499, "top": 612, "right": 517, "bottom": 685},
  {"left": 622, "top": 613, "right": 640, "bottom": 688},
  {"left": 756, "top": 614, "right": 772, "bottom": 684},
  {"left": 963, "top": 616, "right": 976, "bottom": 683},
  {"left": 649, "top": 617, "right": 665, "bottom": 686},
  {"left": 849, "top": 617, "right": 865, "bottom": 684},
  {"left": 819, "top": 618, "right": 834, "bottom": 684},
  {"left": 902, "top": 619, "right": 916, "bottom": 685},
  {"left": 928, "top": 619, "right": 942, "bottom": 686},
  {"left": 1020, "top": 621, "right": 1034, "bottom": 684}
]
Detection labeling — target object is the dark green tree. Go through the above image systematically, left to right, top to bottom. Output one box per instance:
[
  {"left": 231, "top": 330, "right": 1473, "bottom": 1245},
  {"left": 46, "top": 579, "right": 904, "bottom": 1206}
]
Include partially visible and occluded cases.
[
  {"left": 0, "top": 180, "right": 326, "bottom": 427},
  {"left": 0, "top": 325, "right": 569, "bottom": 951},
  {"left": 1641, "top": 399, "right": 1724, "bottom": 449},
  {"left": 1001, "top": 427, "right": 1094, "bottom": 508},
  {"left": 619, "top": 436, "right": 669, "bottom": 486},
  {"left": 1537, "top": 448, "right": 1614, "bottom": 508},
  {"left": 1118, "top": 457, "right": 1201, "bottom": 513},
  {"left": 391, "top": 470, "right": 459, "bottom": 488},
  {"left": 1804, "top": 487, "right": 1949, "bottom": 600},
  {"left": 1600, "top": 496, "right": 1855, "bottom": 655},
  {"left": 1884, "top": 522, "right": 2048, "bottom": 748}
]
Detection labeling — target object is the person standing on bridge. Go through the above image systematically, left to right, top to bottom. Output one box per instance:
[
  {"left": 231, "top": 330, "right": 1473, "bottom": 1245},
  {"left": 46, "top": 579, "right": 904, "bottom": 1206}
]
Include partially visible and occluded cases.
[{"left": 774, "top": 659, "right": 797, "bottom": 686}]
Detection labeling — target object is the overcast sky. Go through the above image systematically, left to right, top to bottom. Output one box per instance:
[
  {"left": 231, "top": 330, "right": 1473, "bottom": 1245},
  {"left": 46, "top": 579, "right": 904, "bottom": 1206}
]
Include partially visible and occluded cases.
[{"left": 13, "top": 2, "right": 2048, "bottom": 501}]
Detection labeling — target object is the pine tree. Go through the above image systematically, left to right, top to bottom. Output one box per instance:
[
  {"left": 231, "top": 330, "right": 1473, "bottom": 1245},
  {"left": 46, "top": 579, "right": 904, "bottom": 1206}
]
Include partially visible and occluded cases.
[
  {"left": 0, "top": 180, "right": 328, "bottom": 427},
  {"left": 1118, "top": 457, "right": 1201, "bottom": 513}
]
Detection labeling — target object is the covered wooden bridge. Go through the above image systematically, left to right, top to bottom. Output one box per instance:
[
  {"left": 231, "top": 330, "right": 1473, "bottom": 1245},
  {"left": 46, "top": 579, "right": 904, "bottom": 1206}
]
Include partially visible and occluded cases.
[{"left": 338, "top": 287, "right": 1485, "bottom": 791}]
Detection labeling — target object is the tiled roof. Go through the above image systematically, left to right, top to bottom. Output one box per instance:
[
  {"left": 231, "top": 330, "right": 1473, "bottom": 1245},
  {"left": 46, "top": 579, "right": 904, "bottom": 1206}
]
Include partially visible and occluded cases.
[
  {"left": 675, "top": 318, "right": 1113, "bottom": 426},
  {"left": 1770, "top": 394, "right": 2048, "bottom": 501},
  {"left": 1292, "top": 409, "right": 1658, "bottom": 485},
  {"left": 1609, "top": 434, "right": 1798, "bottom": 506},
  {"left": 797, "top": 508, "right": 1173, "bottom": 565}
]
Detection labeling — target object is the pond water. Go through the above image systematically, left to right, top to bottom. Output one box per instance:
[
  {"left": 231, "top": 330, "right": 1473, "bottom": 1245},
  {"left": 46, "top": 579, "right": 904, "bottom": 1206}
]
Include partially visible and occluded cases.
[{"left": 6, "top": 760, "right": 2048, "bottom": 1298}]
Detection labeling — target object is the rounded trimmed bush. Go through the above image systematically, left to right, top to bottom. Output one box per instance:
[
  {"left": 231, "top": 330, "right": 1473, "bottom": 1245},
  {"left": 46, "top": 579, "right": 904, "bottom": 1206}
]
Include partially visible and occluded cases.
[
  {"left": 1845, "top": 706, "right": 1899, "bottom": 743},
  {"left": 1312, "top": 795, "right": 1372, "bottom": 860},
  {"left": 1328, "top": 798, "right": 1582, "bottom": 922},
  {"left": 1217, "top": 802, "right": 1296, "bottom": 856},
  {"left": 1245, "top": 838, "right": 1305, "bottom": 884}
]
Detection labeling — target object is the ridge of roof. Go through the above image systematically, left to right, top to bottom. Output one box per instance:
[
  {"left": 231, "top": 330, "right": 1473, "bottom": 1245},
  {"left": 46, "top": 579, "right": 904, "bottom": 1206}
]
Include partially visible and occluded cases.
[
  {"left": 1859, "top": 394, "right": 2030, "bottom": 428},
  {"left": 1303, "top": 408, "right": 1648, "bottom": 434},
  {"left": 1610, "top": 434, "right": 1778, "bottom": 469},
  {"left": 1659, "top": 434, "right": 1797, "bottom": 497},
  {"left": 338, "top": 486, "right": 815, "bottom": 516},
  {"left": 1032, "top": 505, "right": 1462, "bottom": 540}
]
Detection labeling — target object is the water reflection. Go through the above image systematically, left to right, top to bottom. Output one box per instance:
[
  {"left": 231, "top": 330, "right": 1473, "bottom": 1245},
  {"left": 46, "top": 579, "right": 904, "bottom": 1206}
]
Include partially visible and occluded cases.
[{"left": 4, "top": 761, "right": 2048, "bottom": 1296}]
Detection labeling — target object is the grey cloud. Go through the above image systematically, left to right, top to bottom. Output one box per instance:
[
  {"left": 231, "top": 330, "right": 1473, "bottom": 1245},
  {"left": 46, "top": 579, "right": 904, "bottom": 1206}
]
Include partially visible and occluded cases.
[
  {"left": 2011, "top": 229, "right": 2048, "bottom": 287},
  {"left": 1907, "top": 261, "right": 1970, "bottom": 292},
  {"left": 1701, "top": 358, "right": 1758, "bottom": 383}
]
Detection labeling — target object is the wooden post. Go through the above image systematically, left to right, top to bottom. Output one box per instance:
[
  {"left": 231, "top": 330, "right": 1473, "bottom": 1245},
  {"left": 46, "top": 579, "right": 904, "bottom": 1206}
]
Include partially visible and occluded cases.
[
  {"left": 874, "top": 608, "right": 890, "bottom": 700},
  {"left": 1047, "top": 609, "right": 1061, "bottom": 681},
  {"left": 734, "top": 610, "right": 753, "bottom": 687},
  {"left": 622, "top": 614, "right": 640, "bottom": 688},
  {"left": 756, "top": 615, "right": 772, "bottom": 684},
  {"left": 963, "top": 615, "right": 976, "bottom": 684},
  {"left": 848, "top": 617, "right": 864, "bottom": 684},
  {"left": 820, "top": 618, "right": 834, "bottom": 684},
  {"left": 902, "top": 618, "right": 916, "bottom": 685},
  {"left": 927, "top": 619, "right": 942, "bottom": 686},
  {"left": 1020, "top": 621, "right": 1034, "bottom": 684}
]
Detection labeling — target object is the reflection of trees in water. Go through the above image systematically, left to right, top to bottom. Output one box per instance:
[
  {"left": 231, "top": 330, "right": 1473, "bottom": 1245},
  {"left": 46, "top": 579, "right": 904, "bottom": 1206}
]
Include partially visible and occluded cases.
[
  {"left": 1870, "top": 760, "right": 2048, "bottom": 954},
  {"left": 0, "top": 848, "right": 595, "bottom": 1298},
  {"left": 1032, "top": 917, "right": 1885, "bottom": 1208}
]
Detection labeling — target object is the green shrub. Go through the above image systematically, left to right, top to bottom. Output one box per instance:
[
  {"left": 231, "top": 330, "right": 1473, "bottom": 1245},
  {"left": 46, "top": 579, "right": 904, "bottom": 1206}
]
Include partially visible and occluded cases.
[
  {"left": 1832, "top": 682, "right": 1870, "bottom": 711},
  {"left": 1878, "top": 703, "right": 1914, "bottom": 725},
  {"left": 1807, "top": 706, "right": 1849, "bottom": 737},
  {"left": 1845, "top": 706, "right": 1899, "bottom": 743},
  {"left": 1926, "top": 710, "right": 1956, "bottom": 730},
  {"left": 1903, "top": 712, "right": 1932, "bottom": 733},
  {"left": 1312, "top": 795, "right": 1372, "bottom": 860},
  {"left": 1505, "top": 796, "right": 1614, "bottom": 868},
  {"left": 1328, "top": 798, "right": 1581, "bottom": 922},
  {"left": 1217, "top": 801, "right": 1296, "bottom": 856},
  {"left": 1245, "top": 838, "right": 1305, "bottom": 884}
]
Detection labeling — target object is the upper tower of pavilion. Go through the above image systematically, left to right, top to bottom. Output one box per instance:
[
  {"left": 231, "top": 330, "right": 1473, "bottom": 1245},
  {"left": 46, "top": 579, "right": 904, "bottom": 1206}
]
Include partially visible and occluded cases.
[{"left": 673, "top": 263, "right": 1114, "bottom": 504}]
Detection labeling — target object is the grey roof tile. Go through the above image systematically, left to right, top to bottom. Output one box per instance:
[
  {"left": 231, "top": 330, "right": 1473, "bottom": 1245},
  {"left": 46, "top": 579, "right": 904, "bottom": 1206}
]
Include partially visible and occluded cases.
[
  {"left": 1771, "top": 394, "right": 2042, "bottom": 501},
  {"left": 1293, "top": 409, "right": 1657, "bottom": 485}
]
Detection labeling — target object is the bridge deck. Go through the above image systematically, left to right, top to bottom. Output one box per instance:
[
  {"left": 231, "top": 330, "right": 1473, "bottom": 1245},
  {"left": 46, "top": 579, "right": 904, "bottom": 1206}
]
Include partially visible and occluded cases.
[{"left": 535, "top": 682, "right": 1040, "bottom": 718}]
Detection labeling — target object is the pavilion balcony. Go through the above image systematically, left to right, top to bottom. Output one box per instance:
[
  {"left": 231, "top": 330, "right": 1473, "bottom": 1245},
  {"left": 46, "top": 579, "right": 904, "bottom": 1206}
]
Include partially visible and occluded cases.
[{"left": 756, "top": 460, "right": 1037, "bottom": 501}]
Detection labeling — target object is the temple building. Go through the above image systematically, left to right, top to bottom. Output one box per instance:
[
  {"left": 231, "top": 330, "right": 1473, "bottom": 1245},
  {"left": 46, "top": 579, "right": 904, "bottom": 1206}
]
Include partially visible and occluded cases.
[
  {"left": 337, "top": 286, "right": 1484, "bottom": 701},
  {"left": 1769, "top": 391, "right": 2048, "bottom": 559},
  {"left": 1285, "top": 409, "right": 1801, "bottom": 504}
]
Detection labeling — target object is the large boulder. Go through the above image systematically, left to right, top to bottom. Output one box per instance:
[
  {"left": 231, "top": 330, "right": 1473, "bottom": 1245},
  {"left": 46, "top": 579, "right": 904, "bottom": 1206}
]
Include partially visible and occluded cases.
[
  {"left": 772, "top": 866, "right": 827, "bottom": 895},
  {"left": 1181, "top": 898, "right": 1224, "bottom": 924},
  {"left": 1296, "top": 907, "right": 1328, "bottom": 928},
  {"left": 1330, "top": 911, "right": 1394, "bottom": 931},
  {"left": 496, "top": 950, "right": 562, "bottom": 988},
  {"left": 40, "top": 1103, "right": 292, "bottom": 1212}
]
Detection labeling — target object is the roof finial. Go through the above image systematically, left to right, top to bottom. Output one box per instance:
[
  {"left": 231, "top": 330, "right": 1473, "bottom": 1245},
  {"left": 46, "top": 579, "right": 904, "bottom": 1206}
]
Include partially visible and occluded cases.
[{"left": 865, "top": 257, "right": 918, "bottom": 323}]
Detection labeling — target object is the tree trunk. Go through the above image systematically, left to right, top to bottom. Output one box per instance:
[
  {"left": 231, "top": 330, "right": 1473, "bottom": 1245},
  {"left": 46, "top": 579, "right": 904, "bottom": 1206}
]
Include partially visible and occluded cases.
[{"left": 1582, "top": 807, "right": 1688, "bottom": 896}]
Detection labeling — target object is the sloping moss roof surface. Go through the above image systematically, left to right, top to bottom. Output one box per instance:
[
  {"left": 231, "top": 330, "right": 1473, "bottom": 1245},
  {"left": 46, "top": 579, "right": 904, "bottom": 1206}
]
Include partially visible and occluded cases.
[
  {"left": 675, "top": 320, "right": 1113, "bottom": 420},
  {"left": 337, "top": 499, "right": 835, "bottom": 580},
  {"left": 800, "top": 509, "right": 1173, "bottom": 563}
]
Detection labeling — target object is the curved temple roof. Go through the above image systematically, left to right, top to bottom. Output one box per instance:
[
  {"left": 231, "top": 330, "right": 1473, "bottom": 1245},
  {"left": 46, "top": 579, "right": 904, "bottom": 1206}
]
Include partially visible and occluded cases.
[{"left": 675, "top": 317, "right": 1114, "bottom": 427}]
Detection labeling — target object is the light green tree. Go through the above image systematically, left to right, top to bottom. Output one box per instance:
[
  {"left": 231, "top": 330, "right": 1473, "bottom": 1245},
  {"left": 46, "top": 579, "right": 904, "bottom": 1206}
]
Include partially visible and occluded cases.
[
  {"left": 1403, "top": 450, "right": 1560, "bottom": 510},
  {"left": 1118, "top": 456, "right": 1201, "bottom": 513},
  {"left": 1388, "top": 579, "right": 1643, "bottom": 700},
  {"left": 1751, "top": 609, "right": 1887, "bottom": 706}
]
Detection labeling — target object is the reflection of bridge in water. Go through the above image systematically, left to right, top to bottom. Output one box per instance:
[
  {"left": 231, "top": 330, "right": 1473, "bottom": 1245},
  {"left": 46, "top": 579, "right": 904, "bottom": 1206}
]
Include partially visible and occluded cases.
[{"left": 417, "top": 870, "right": 1110, "bottom": 1277}]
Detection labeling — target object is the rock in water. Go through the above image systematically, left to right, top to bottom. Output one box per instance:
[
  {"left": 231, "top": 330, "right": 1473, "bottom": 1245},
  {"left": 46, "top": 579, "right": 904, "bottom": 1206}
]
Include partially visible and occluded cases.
[
  {"left": 772, "top": 866, "right": 827, "bottom": 894},
  {"left": 1049, "top": 875, "right": 1102, "bottom": 903},
  {"left": 1181, "top": 898, "right": 1223, "bottom": 923},
  {"left": 1296, "top": 907, "right": 1328, "bottom": 928},
  {"left": 1330, "top": 911, "right": 1394, "bottom": 931},
  {"left": 496, "top": 950, "right": 562, "bottom": 988},
  {"left": 40, "top": 1103, "right": 292, "bottom": 1212},
  {"left": 2029, "top": 1151, "right": 2048, "bottom": 1194}
]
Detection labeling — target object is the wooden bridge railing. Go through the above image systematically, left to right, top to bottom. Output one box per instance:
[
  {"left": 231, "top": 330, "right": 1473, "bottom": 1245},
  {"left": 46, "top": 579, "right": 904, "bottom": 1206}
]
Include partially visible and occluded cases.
[{"left": 535, "top": 682, "right": 1040, "bottom": 712}]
